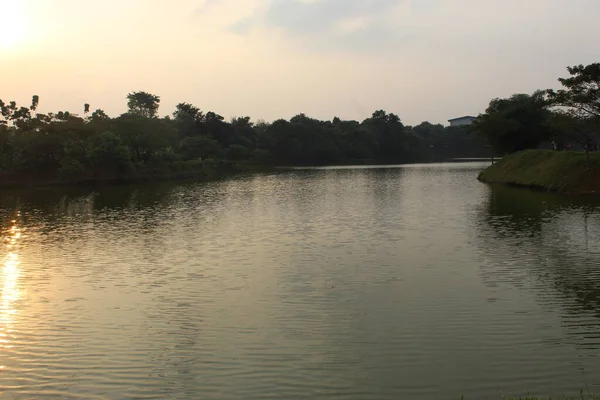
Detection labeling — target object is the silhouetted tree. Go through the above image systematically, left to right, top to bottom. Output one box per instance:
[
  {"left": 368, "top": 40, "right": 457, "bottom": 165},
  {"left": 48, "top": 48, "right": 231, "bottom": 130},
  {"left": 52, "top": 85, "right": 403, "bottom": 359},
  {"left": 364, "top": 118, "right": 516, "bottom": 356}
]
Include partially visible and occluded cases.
[
  {"left": 126, "top": 91, "right": 160, "bottom": 118},
  {"left": 471, "top": 91, "right": 551, "bottom": 155}
]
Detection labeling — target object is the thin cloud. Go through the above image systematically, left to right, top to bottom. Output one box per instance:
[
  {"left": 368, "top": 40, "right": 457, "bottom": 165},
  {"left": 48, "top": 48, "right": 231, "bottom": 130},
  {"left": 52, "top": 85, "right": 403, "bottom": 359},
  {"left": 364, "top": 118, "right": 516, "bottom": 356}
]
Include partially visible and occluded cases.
[
  {"left": 194, "top": 0, "right": 219, "bottom": 14},
  {"left": 226, "top": 0, "right": 418, "bottom": 54},
  {"left": 263, "top": 0, "right": 403, "bottom": 35},
  {"left": 227, "top": 16, "right": 255, "bottom": 35}
]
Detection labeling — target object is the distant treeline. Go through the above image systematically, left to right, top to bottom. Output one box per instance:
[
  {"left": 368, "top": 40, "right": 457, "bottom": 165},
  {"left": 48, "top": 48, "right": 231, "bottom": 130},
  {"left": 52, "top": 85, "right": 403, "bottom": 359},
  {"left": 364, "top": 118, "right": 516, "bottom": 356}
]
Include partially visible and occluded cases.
[{"left": 0, "top": 92, "right": 488, "bottom": 185}]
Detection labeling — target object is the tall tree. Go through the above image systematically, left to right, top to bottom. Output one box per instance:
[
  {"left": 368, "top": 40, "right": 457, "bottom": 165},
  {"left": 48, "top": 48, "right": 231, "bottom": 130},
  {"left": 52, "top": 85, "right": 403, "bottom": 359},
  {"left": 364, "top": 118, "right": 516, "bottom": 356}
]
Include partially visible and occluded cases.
[
  {"left": 545, "top": 63, "right": 600, "bottom": 160},
  {"left": 547, "top": 63, "right": 600, "bottom": 118},
  {"left": 126, "top": 91, "right": 160, "bottom": 118},
  {"left": 471, "top": 91, "right": 551, "bottom": 155},
  {"left": 30, "top": 95, "right": 39, "bottom": 111},
  {"left": 173, "top": 102, "right": 204, "bottom": 137},
  {"left": 91, "top": 109, "right": 109, "bottom": 121},
  {"left": 362, "top": 110, "right": 407, "bottom": 162},
  {"left": 231, "top": 116, "right": 257, "bottom": 149}
]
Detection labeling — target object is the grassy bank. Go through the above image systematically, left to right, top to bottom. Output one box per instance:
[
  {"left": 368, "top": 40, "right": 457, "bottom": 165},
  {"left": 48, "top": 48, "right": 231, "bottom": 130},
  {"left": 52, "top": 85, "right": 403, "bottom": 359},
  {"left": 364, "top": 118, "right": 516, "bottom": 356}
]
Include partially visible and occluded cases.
[
  {"left": 478, "top": 149, "right": 600, "bottom": 195},
  {"left": 461, "top": 389, "right": 600, "bottom": 399},
  {"left": 465, "top": 396, "right": 600, "bottom": 400},
  {"left": 465, "top": 397, "right": 600, "bottom": 400}
]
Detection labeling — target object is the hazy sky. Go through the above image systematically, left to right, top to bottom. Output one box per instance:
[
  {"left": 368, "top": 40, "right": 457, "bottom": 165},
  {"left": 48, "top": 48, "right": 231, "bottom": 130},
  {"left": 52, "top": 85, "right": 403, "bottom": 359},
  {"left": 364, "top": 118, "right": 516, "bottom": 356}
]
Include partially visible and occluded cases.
[{"left": 1, "top": 0, "right": 599, "bottom": 125}]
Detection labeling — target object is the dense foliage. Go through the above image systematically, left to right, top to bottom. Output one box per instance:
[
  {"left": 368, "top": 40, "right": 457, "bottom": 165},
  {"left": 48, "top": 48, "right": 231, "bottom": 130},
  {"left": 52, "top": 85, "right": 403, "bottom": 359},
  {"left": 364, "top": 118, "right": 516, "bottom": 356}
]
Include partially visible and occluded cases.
[
  {"left": 471, "top": 62, "right": 600, "bottom": 157},
  {"left": 546, "top": 63, "right": 600, "bottom": 155},
  {"left": 0, "top": 91, "right": 488, "bottom": 184},
  {"left": 471, "top": 91, "right": 553, "bottom": 155}
]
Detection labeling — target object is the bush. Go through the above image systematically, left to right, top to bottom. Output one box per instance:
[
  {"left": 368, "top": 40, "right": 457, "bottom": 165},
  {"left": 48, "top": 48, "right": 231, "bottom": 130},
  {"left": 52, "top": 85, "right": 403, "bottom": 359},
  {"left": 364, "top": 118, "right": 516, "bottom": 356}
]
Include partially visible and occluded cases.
[
  {"left": 87, "top": 131, "right": 132, "bottom": 177},
  {"left": 180, "top": 136, "right": 221, "bottom": 160},
  {"left": 225, "top": 144, "right": 249, "bottom": 161},
  {"left": 253, "top": 149, "right": 274, "bottom": 165},
  {"left": 58, "top": 157, "right": 88, "bottom": 181}
]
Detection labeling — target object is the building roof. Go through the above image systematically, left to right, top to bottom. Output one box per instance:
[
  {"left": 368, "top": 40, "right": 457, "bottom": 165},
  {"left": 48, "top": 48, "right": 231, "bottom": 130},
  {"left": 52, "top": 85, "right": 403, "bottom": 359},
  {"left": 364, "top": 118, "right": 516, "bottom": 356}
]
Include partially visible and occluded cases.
[{"left": 448, "top": 116, "right": 477, "bottom": 122}]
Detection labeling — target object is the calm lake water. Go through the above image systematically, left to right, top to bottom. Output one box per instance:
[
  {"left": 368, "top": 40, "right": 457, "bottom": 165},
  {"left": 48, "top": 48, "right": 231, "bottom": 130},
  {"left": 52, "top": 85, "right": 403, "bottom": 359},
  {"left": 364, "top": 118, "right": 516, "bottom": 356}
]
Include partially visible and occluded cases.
[{"left": 2, "top": 162, "right": 600, "bottom": 399}]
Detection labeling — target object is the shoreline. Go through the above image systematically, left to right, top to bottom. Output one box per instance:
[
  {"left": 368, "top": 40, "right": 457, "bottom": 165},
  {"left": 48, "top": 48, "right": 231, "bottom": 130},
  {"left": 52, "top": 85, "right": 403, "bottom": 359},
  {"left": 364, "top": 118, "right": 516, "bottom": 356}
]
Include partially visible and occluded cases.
[
  {"left": 477, "top": 149, "right": 600, "bottom": 196},
  {"left": 0, "top": 159, "right": 490, "bottom": 191},
  {"left": 0, "top": 162, "right": 279, "bottom": 191}
]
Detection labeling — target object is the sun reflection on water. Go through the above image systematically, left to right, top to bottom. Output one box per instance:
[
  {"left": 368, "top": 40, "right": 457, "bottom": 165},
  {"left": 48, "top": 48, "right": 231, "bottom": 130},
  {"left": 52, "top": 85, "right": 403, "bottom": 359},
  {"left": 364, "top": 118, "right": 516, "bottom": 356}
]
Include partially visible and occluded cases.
[{"left": 1, "top": 218, "right": 22, "bottom": 357}]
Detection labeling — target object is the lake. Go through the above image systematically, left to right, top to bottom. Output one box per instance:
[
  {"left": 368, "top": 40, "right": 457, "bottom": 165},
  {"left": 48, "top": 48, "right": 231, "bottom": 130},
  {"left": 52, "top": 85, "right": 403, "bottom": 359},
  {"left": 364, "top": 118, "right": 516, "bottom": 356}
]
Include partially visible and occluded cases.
[{"left": 1, "top": 162, "right": 600, "bottom": 399}]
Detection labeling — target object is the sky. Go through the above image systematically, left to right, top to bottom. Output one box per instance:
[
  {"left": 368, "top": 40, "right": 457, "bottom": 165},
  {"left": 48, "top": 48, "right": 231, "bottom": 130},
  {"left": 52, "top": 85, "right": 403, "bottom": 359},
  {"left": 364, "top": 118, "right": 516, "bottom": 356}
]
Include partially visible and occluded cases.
[{"left": 1, "top": 0, "right": 599, "bottom": 125}]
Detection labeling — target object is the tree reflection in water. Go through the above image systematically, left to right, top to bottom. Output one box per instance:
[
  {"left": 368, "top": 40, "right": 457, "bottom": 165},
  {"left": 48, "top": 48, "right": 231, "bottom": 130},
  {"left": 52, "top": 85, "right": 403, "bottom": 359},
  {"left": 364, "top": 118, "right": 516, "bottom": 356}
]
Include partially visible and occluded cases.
[{"left": 475, "top": 184, "right": 600, "bottom": 350}]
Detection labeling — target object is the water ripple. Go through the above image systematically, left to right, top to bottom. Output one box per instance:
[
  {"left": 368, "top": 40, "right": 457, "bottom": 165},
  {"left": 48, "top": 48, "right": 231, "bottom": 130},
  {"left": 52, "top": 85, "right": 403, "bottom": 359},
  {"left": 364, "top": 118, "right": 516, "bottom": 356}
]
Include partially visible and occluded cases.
[{"left": 0, "top": 165, "right": 600, "bottom": 399}]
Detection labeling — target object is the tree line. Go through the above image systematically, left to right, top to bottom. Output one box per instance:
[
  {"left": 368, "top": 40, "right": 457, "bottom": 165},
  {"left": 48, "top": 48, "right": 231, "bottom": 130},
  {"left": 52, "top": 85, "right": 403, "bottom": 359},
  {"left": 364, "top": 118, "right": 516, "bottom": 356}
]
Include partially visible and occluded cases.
[
  {"left": 4, "top": 61, "right": 594, "bottom": 185},
  {"left": 471, "top": 62, "right": 600, "bottom": 162},
  {"left": 0, "top": 91, "right": 488, "bottom": 183}
]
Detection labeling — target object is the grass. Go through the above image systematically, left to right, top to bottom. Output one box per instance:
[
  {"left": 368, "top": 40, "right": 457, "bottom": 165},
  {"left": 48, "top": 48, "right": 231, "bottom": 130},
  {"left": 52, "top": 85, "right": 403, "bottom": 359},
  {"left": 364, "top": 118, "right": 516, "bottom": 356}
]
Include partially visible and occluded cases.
[
  {"left": 478, "top": 149, "right": 600, "bottom": 195},
  {"left": 461, "top": 388, "right": 600, "bottom": 399},
  {"left": 497, "top": 396, "right": 600, "bottom": 400}
]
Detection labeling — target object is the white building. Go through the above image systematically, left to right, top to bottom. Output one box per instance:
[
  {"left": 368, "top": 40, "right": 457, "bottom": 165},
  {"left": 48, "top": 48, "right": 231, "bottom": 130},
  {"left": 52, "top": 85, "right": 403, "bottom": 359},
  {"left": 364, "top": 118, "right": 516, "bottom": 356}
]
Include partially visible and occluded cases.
[{"left": 448, "top": 116, "right": 476, "bottom": 127}]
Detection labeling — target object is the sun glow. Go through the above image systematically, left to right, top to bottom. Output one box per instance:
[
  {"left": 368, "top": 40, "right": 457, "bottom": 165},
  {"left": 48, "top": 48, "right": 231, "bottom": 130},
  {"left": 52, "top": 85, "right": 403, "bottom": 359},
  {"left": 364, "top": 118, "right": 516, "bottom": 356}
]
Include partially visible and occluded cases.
[
  {"left": 0, "top": 0, "right": 28, "bottom": 51},
  {"left": 1, "top": 219, "right": 21, "bottom": 351}
]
